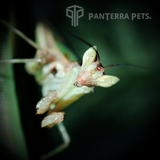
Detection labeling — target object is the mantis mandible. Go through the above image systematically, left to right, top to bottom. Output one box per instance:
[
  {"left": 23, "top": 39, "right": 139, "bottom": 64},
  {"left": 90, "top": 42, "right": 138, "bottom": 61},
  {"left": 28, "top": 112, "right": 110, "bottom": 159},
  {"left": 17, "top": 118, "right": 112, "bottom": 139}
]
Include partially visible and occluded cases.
[{"left": 1, "top": 19, "right": 141, "bottom": 160}]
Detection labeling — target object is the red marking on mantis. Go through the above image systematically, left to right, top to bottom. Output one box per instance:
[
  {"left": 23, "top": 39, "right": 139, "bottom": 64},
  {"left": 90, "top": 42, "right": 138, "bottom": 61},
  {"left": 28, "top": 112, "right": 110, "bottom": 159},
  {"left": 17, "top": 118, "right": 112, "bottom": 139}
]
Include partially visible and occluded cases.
[{"left": 97, "top": 63, "right": 102, "bottom": 71}]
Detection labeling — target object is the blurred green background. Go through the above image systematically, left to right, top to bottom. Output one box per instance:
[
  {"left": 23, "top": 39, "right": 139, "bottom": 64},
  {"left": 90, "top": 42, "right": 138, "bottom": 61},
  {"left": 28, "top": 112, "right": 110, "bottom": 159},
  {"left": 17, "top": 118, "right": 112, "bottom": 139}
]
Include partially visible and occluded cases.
[{"left": 0, "top": 0, "right": 159, "bottom": 160}]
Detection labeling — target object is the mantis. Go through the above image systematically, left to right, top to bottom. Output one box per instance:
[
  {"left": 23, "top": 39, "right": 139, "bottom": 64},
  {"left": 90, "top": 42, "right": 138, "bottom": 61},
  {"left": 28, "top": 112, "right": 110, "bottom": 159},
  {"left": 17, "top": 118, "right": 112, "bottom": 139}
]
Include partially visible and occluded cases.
[{"left": 1, "top": 19, "right": 145, "bottom": 160}]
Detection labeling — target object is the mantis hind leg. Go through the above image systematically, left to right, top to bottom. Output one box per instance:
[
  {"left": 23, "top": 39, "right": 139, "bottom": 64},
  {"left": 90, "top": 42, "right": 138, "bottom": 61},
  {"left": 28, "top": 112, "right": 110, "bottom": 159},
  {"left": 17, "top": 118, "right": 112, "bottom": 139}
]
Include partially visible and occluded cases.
[{"left": 40, "top": 121, "right": 71, "bottom": 160}]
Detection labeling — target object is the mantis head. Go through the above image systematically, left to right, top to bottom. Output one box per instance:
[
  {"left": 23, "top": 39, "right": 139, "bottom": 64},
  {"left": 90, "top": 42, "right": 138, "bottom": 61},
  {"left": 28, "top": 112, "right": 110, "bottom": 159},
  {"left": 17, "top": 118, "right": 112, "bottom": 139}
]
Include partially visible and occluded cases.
[{"left": 74, "top": 46, "right": 120, "bottom": 88}]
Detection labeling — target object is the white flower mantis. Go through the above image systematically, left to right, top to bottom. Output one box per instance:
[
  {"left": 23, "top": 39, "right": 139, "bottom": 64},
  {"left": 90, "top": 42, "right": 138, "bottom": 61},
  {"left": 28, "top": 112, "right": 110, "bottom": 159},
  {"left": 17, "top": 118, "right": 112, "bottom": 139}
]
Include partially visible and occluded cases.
[{"left": 0, "top": 19, "right": 142, "bottom": 160}]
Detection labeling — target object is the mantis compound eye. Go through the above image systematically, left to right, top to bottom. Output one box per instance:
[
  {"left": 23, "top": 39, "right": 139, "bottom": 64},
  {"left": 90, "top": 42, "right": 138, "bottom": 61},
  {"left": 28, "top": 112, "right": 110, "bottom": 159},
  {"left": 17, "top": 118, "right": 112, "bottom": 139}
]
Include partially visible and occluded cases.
[
  {"left": 82, "top": 46, "right": 97, "bottom": 67},
  {"left": 96, "top": 75, "right": 120, "bottom": 87}
]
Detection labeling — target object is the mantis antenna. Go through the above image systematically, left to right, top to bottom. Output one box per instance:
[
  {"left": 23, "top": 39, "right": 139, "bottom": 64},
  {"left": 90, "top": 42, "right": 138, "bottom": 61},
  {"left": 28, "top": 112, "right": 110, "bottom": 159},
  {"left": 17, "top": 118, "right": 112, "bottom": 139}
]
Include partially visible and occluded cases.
[
  {"left": 64, "top": 30, "right": 100, "bottom": 62},
  {"left": 65, "top": 31, "right": 146, "bottom": 70},
  {"left": 102, "top": 63, "right": 147, "bottom": 71}
]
